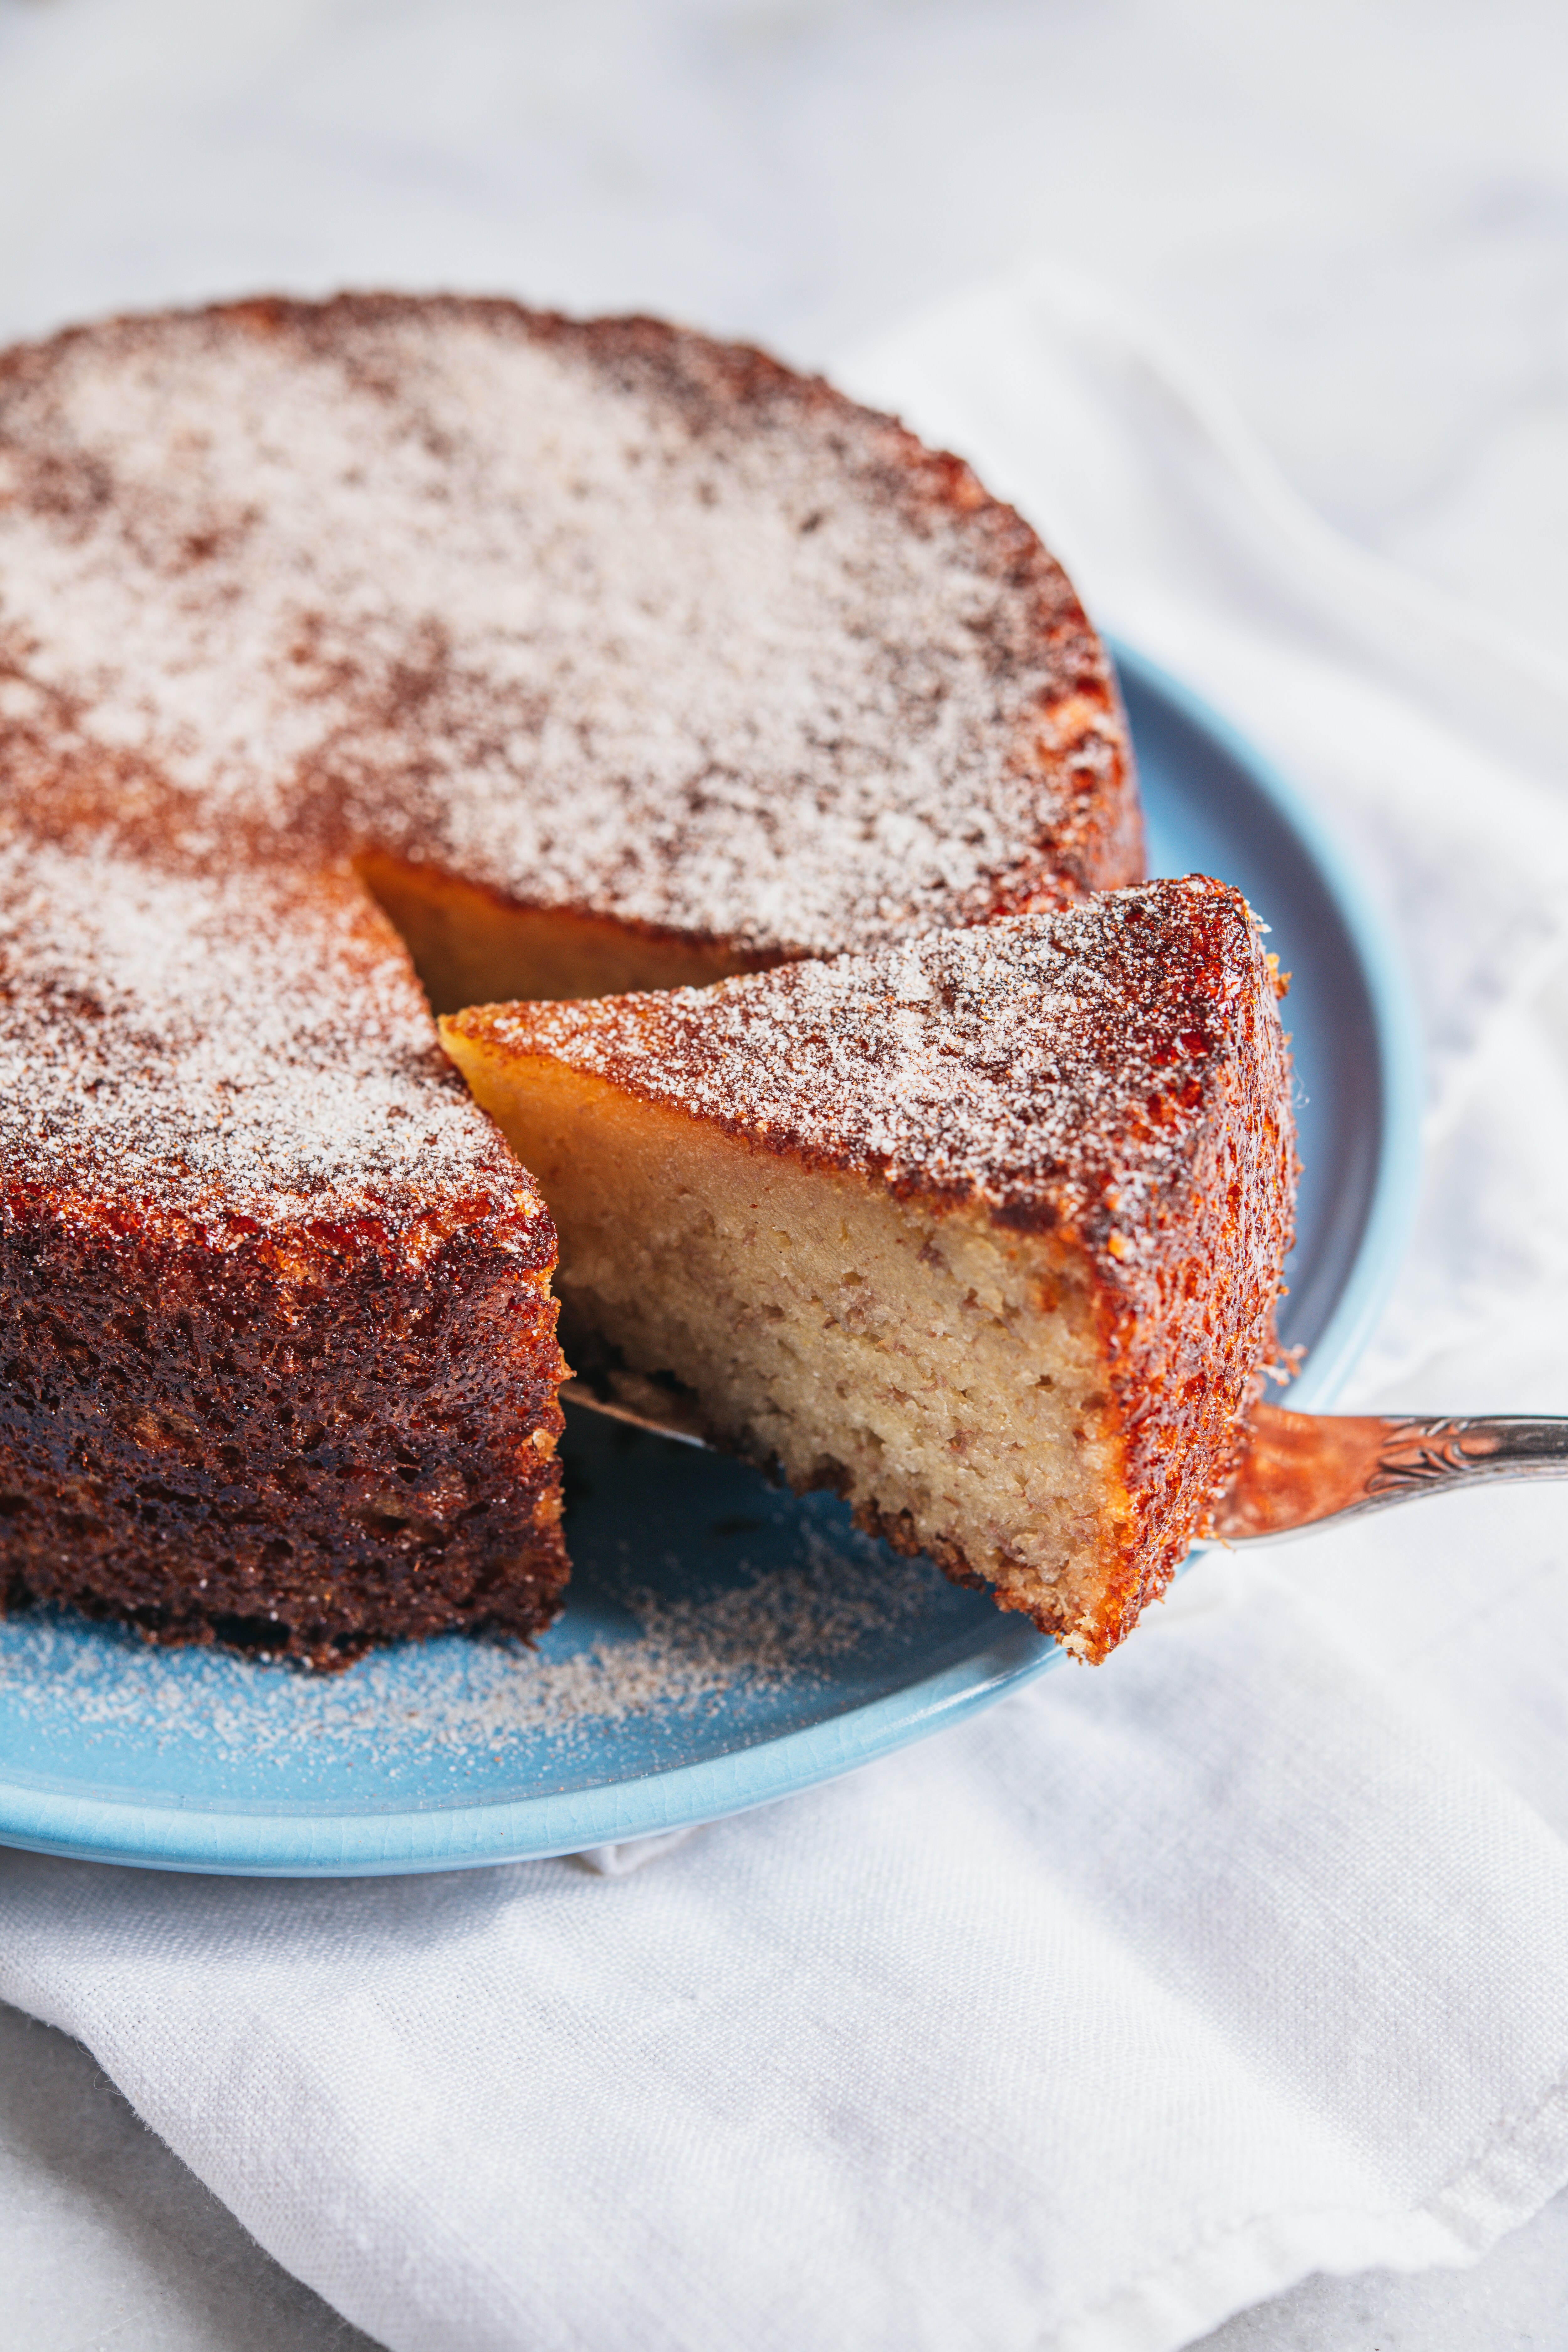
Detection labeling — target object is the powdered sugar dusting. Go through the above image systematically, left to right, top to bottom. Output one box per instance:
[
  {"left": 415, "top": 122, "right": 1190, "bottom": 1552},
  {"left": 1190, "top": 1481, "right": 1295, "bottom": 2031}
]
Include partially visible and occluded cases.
[
  {"left": 0, "top": 296, "right": 1132, "bottom": 957},
  {"left": 0, "top": 829, "right": 531, "bottom": 1222},
  {"left": 458, "top": 877, "right": 1276, "bottom": 1242},
  {"left": 0, "top": 1517, "right": 947, "bottom": 1775}
]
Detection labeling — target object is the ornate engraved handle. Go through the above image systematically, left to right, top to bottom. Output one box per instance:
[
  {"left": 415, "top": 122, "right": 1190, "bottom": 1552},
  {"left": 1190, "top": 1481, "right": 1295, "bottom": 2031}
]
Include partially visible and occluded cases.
[{"left": 1209, "top": 1405, "right": 1568, "bottom": 1542}]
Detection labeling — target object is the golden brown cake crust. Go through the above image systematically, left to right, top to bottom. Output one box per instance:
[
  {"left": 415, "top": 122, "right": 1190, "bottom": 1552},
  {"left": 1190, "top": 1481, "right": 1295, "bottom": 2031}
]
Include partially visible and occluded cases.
[
  {"left": 448, "top": 878, "right": 1297, "bottom": 1657},
  {"left": 0, "top": 1177, "right": 567, "bottom": 1670}
]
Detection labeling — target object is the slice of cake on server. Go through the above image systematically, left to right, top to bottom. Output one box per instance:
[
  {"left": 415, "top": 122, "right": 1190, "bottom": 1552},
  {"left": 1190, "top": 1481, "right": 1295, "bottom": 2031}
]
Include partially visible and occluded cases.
[{"left": 442, "top": 875, "right": 1296, "bottom": 1662}]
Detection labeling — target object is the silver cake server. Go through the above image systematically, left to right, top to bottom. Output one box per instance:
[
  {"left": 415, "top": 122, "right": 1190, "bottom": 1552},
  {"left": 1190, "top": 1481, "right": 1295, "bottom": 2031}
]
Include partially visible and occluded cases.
[
  {"left": 562, "top": 1380, "right": 1568, "bottom": 1542},
  {"left": 1206, "top": 1402, "right": 1568, "bottom": 1540}
]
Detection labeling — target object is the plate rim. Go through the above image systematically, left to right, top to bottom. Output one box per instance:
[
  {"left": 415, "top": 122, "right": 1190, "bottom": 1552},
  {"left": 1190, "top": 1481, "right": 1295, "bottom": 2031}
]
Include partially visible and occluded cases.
[{"left": 0, "top": 646, "right": 1423, "bottom": 1876}]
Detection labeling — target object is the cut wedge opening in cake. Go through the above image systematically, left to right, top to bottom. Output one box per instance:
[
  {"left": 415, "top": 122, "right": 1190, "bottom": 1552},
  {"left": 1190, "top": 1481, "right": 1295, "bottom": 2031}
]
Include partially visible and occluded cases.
[
  {"left": 355, "top": 853, "right": 782, "bottom": 1013},
  {"left": 442, "top": 877, "right": 1297, "bottom": 1662}
]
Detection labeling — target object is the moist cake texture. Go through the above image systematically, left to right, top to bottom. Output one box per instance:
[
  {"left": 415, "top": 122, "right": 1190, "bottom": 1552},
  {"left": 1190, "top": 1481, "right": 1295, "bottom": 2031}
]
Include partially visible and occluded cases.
[
  {"left": 0, "top": 294, "right": 1142, "bottom": 1663},
  {"left": 443, "top": 878, "right": 1296, "bottom": 1661}
]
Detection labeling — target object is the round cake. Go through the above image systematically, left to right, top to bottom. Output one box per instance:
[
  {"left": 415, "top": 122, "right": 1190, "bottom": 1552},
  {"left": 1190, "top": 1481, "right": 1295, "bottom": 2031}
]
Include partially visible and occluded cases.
[{"left": 0, "top": 295, "right": 1143, "bottom": 1665}]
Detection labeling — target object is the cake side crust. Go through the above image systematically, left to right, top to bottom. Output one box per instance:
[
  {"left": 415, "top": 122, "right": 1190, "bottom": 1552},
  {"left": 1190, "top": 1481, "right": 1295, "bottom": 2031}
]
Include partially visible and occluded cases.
[
  {"left": 0, "top": 832, "right": 570, "bottom": 1665},
  {"left": 0, "top": 1183, "right": 568, "bottom": 1667}
]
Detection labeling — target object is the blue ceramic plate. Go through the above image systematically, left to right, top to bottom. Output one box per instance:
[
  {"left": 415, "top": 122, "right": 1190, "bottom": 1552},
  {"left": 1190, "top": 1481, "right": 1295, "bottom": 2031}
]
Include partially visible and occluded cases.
[{"left": 0, "top": 648, "right": 1421, "bottom": 1876}]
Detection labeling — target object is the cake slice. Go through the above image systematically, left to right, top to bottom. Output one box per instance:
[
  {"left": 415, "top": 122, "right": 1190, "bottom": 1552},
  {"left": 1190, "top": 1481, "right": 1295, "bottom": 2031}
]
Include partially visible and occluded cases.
[{"left": 442, "top": 878, "right": 1295, "bottom": 1661}]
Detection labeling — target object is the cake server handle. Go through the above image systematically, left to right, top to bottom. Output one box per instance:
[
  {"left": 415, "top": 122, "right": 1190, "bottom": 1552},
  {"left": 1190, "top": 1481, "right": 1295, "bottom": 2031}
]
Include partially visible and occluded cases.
[{"left": 1208, "top": 1402, "right": 1568, "bottom": 1541}]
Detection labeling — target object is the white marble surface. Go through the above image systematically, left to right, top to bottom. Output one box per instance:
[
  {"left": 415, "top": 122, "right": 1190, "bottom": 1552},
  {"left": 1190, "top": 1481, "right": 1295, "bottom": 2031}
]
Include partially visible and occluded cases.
[{"left": 2, "top": 1, "right": 1567, "bottom": 2344}]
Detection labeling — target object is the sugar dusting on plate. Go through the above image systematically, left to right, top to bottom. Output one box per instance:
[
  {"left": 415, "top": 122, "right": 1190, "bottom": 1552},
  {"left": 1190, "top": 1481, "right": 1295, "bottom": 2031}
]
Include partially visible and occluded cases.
[{"left": 0, "top": 1520, "right": 956, "bottom": 1783}]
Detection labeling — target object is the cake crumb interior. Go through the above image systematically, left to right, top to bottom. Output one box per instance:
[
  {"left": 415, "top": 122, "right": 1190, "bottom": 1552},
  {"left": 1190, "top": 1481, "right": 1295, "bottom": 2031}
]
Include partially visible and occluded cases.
[{"left": 450, "top": 1045, "right": 1132, "bottom": 1651}]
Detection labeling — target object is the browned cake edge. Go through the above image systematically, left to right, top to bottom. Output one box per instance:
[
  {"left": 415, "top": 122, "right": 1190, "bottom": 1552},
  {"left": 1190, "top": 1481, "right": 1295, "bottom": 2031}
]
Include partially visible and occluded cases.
[
  {"left": 985, "top": 883, "right": 1297, "bottom": 1656},
  {"left": 1044, "top": 974, "right": 1296, "bottom": 1660},
  {"left": 0, "top": 1181, "right": 568, "bottom": 1669}
]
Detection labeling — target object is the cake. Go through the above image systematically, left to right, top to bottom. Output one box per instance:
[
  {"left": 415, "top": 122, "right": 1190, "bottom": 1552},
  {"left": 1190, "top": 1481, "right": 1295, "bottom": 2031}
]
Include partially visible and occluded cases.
[
  {"left": 0, "top": 294, "right": 1145, "bottom": 1664},
  {"left": 442, "top": 879, "right": 1297, "bottom": 1662}
]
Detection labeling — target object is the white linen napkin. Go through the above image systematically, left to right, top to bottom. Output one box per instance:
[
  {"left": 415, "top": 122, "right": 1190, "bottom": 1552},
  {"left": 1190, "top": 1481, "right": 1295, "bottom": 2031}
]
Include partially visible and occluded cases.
[{"left": 6, "top": 262, "right": 1568, "bottom": 2352}]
